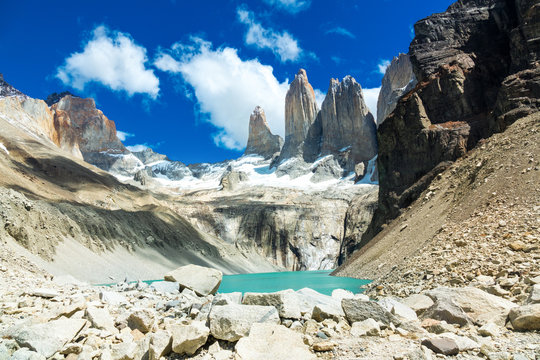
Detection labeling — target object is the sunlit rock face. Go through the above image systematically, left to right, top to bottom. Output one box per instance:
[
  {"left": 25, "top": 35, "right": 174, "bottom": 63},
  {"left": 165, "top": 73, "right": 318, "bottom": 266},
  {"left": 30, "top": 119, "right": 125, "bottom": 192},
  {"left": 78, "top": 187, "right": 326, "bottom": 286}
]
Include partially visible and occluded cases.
[{"left": 244, "top": 106, "right": 283, "bottom": 159}]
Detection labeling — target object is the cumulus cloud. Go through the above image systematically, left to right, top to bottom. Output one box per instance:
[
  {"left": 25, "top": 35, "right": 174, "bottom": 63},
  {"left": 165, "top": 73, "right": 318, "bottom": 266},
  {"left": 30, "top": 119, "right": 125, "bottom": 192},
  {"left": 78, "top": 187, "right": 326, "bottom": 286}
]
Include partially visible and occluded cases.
[
  {"left": 262, "top": 0, "right": 311, "bottom": 13},
  {"left": 237, "top": 7, "right": 302, "bottom": 62},
  {"left": 56, "top": 26, "right": 159, "bottom": 98},
  {"left": 325, "top": 27, "right": 356, "bottom": 39},
  {"left": 154, "top": 38, "right": 290, "bottom": 150},
  {"left": 377, "top": 59, "right": 391, "bottom": 75},
  {"left": 362, "top": 87, "right": 381, "bottom": 120},
  {"left": 314, "top": 89, "right": 326, "bottom": 109},
  {"left": 116, "top": 130, "right": 134, "bottom": 142},
  {"left": 126, "top": 144, "right": 150, "bottom": 152}
]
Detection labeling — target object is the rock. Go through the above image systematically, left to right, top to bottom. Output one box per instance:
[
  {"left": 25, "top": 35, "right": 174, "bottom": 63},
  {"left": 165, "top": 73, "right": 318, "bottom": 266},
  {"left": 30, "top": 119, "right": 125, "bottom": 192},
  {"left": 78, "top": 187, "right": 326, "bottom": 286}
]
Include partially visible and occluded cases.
[
  {"left": 377, "top": 53, "right": 417, "bottom": 125},
  {"left": 277, "top": 69, "right": 319, "bottom": 162},
  {"left": 244, "top": 106, "right": 283, "bottom": 159},
  {"left": 219, "top": 169, "right": 249, "bottom": 191},
  {"left": 509, "top": 240, "right": 526, "bottom": 251},
  {"left": 164, "top": 264, "right": 222, "bottom": 296},
  {"left": 149, "top": 281, "right": 180, "bottom": 294},
  {"left": 527, "top": 284, "right": 540, "bottom": 304},
  {"left": 30, "top": 288, "right": 60, "bottom": 298},
  {"left": 296, "top": 288, "right": 342, "bottom": 315},
  {"left": 242, "top": 289, "right": 301, "bottom": 319},
  {"left": 331, "top": 289, "right": 355, "bottom": 301},
  {"left": 99, "top": 291, "right": 127, "bottom": 305},
  {"left": 213, "top": 292, "right": 242, "bottom": 306},
  {"left": 401, "top": 294, "right": 434, "bottom": 315},
  {"left": 378, "top": 297, "right": 418, "bottom": 321},
  {"left": 341, "top": 298, "right": 400, "bottom": 326},
  {"left": 422, "top": 299, "right": 472, "bottom": 326},
  {"left": 312, "top": 303, "right": 346, "bottom": 322},
  {"left": 208, "top": 304, "right": 280, "bottom": 342},
  {"left": 508, "top": 304, "right": 540, "bottom": 330},
  {"left": 86, "top": 306, "right": 116, "bottom": 333},
  {"left": 127, "top": 309, "right": 155, "bottom": 334},
  {"left": 350, "top": 318, "right": 380, "bottom": 336},
  {"left": 7, "top": 319, "right": 87, "bottom": 358},
  {"left": 421, "top": 319, "right": 455, "bottom": 334},
  {"left": 171, "top": 321, "right": 209, "bottom": 356},
  {"left": 478, "top": 322, "right": 501, "bottom": 337},
  {"left": 235, "top": 323, "right": 316, "bottom": 360},
  {"left": 148, "top": 331, "right": 172, "bottom": 360},
  {"left": 437, "top": 333, "right": 479, "bottom": 351},
  {"left": 421, "top": 338, "right": 459, "bottom": 356},
  {"left": 110, "top": 340, "right": 137, "bottom": 360},
  {"left": 312, "top": 341, "right": 337, "bottom": 352},
  {"left": 60, "top": 343, "right": 83, "bottom": 355},
  {"left": 10, "top": 349, "right": 46, "bottom": 360}
]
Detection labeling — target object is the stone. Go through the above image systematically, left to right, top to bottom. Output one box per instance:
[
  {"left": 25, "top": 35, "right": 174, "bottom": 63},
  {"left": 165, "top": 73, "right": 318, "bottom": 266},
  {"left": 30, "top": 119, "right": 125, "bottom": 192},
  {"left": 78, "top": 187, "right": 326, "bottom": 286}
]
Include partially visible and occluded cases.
[
  {"left": 277, "top": 69, "right": 319, "bottom": 162},
  {"left": 244, "top": 106, "right": 283, "bottom": 159},
  {"left": 219, "top": 170, "right": 249, "bottom": 191},
  {"left": 509, "top": 240, "right": 526, "bottom": 251},
  {"left": 164, "top": 264, "right": 222, "bottom": 296},
  {"left": 149, "top": 281, "right": 179, "bottom": 294},
  {"left": 527, "top": 284, "right": 540, "bottom": 304},
  {"left": 30, "top": 288, "right": 60, "bottom": 298},
  {"left": 296, "top": 288, "right": 343, "bottom": 315},
  {"left": 243, "top": 289, "right": 302, "bottom": 319},
  {"left": 331, "top": 289, "right": 355, "bottom": 301},
  {"left": 99, "top": 291, "right": 127, "bottom": 305},
  {"left": 213, "top": 292, "right": 242, "bottom": 306},
  {"left": 401, "top": 294, "right": 434, "bottom": 315},
  {"left": 378, "top": 297, "right": 418, "bottom": 321},
  {"left": 341, "top": 298, "right": 400, "bottom": 326},
  {"left": 422, "top": 299, "right": 472, "bottom": 326},
  {"left": 312, "top": 303, "right": 346, "bottom": 322},
  {"left": 208, "top": 304, "right": 280, "bottom": 342},
  {"left": 508, "top": 304, "right": 540, "bottom": 330},
  {"left": 86, "top": 306, "right": 116, "bottom": 333},
  {"left": 127, "top": 309, "right": 155, "bottom": 334},
  {"left": 350, "top": 318, "right": 380, "bottom": 336},
  {"left": 7, "top": 319, "right": 87, "bottom": 358},
  {"left": 421, "top": 319, "right": 455, "bottom": 334},
  {"left": 171, "top": 321, "right": 209, "bottom": 356},
  {"left": 478, "top": 322, "right": 501, "bottom": 337},
  {"left": 235, "top": 323, "right": 316, "bottom": 360},
  {"left": 148, "top": 331, "right": 171, "bottom": 360},
  {"left": 437, "top": 333, "right": 479, "bottom": 351},
  {"left": 421, "top": 338, "right": 459, "bottom": 356},
  {"left": 110, "top": 341, "right": 137, "bottom": 360},
  {"left": 312, "top": 341, "right": 336, "bottom": 352},
  {"left": 60, "top": 343, "right": 83, "bottom": 355},
  {"left": 10, "top": 349, "right": 46, "bottom": 360}
]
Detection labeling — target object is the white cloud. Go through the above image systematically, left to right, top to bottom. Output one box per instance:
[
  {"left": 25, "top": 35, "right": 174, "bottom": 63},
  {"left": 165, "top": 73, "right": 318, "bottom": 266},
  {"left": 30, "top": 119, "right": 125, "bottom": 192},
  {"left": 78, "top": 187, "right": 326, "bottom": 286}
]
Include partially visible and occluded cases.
[
  {"left": 262, "top": 0, "right": 311, "bottom": 13},
  {"left": 237, "top": 7, "right": 302, "bottom": 62},
  {"left": 56, "top": 26, "right": 159, "bottom": 98},
  {"left": 325, "top": 27, "right": 356, "bottom": 39},
  {"left": 154, "top": 38, "right": 290, "bottom": 150},
  {"left": 154, "top": 53, "right": 182, "bottom": 73},
  {"left": 377, "top": 59, "right": 391, "bottom": 75},
  {"left": 362, "top": 87, "right": 380, "bottom": 120},
  {"left": 314, "top": 89, "right": 325, "bottom": 109},
  {"left": 116, "top": 130, "right": 134, "bottom": 142},
  {"left": 126, "top": 144, "right": 150, "bottom": 152}
]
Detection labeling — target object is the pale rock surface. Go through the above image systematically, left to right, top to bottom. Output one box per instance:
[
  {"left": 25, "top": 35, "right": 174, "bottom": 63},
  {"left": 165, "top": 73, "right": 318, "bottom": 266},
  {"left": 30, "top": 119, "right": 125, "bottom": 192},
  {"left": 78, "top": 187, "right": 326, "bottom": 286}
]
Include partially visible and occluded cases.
[
  {"left": 244, "top": 106, "right": 283, "bottom": 159},
  {"left": 164, "top": 264, "right": 222, "bottom": 296},
  {"left": 527, "top": 284, "right": 540, "bottom": 304},
  {"left": 296, "top": 288, "right": 342, "bottom": 315},
  {"left": 242, "top": 289, "right": 301, "bottom": 319},
  {"left": 100, "top": 291, "right": 127, "bottom": 305},
  {"left": 402, "top": 294, "right": 434, "bottom": 315},
  {"left": 378, "top": 297, "right": 418, "bottom": 321},
  {"left": 341, "top": 298, "right": 400, "bottom": 326},
  {"left": 422, "top": 299, "right": 472, "bottom": 326},
  {"left": 312, "top": 303, "right": 345, "bottom": 322},
  {"left": 208, "top": 304, "right": 280, "bottom": 342},
  {"left": 508, "top": 304, "right": 540, "bottom": 331},
  {"left": 86, "top": 306, "right": 117, "bottom": 334},
  {"left": 127, "top": 308, "right": 155, "bottom": 333},
  {"left": 350, "top": 318, "right": 380, "bottom": 336},
  {"left": 171, "top": 321, "right": 209, "bottom": 355},
  {"left": 235, "top": 323, "right": 316, "bottom": 360},
  {"left": 148, "top": 331, "right": 172, "bottom": 360},
  {"left": 10, "top": 348, "right": 46, "bottom": 360}
]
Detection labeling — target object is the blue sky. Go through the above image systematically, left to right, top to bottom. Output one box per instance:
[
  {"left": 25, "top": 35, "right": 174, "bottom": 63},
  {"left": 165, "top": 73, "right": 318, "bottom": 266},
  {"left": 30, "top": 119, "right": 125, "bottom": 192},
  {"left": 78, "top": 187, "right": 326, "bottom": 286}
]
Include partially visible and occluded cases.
[{"left": 0, "top": 0, "right": 454, "bottom": 164}]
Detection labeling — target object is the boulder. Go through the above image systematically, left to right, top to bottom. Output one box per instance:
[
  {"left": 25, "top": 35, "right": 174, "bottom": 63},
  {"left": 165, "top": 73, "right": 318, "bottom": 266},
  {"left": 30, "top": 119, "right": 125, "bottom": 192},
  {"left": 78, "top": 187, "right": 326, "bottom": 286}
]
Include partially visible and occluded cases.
[
  {"left": 244, "top": 106, "right": 283, "bottom": 159},
  {"left": 164, "top": 264, "right": 222, "bottom": 296},
  {"left": 149, "top": 281, "right": 180, "bottom": 294},
  {"left": 527, "top": 284, "right": 540, "bottom": 304},
  {"left": 30, "top": 288, "right": 60, "bottom": 298},
  {"left": 296, "top": 288, "right": 342, "bottom": 315},
  {"left": 242, "top": 290, "right": 302, "bottom": 319},
  {"left": 99, "top": 291, "right": 127, "bottom": 305},
  {"left": 213, "top": 292, "right": 242, "bottom": 306},
  {"left": 401, "top": 294, "right": 434, "bottom": 315},
  {"left": 378, "top": 297, "right": 418, "bottom": 321},
  {"left": 341, "top": 298, "right": 400, "bottom": 326},
  {"left": 422, "top": 299, "right": 472, "bottom": 327},
  {"left": 312, "top": 303, "right": 345, "bottom": 322},
  {"left": 208, "top": 304, "right": 280, "bottom": 342},
  {"left": 508, "top": 304, "right": 540, "bottom": 331},
  {"left": 86, "top": 306, "right": 116, "bottom": 333},
  {"left": 127, "top": 309, "right": 156, "bottom": 334},
  {"left": 350, "top": 318, "right": 380, "bottom": 336},
  {"left": 7, "top": 319, "right": 87, "bottom": 358},
  {"left": 171, "top": 321, "right": 209, "bottom": 356},
  {"left": 478, "top": 322, "right": 501, "bottom": 337},
  {"left": 235, "top": 323, "right": 316, "bottom": 360},
  {"left": 148, "top": 331, "right": 172, "bottom": 360},
  {"left": 437, "top": 333, "right": 479, "bottom": 352},
  {"left": 421, "top": 338, "right": 459, "bottom": 356},
  {"left": 110, "top": 340, "right": 137, "bottom": 360},
  {"left": 10, "top": 349, "right": 45, "bottom": 360}
]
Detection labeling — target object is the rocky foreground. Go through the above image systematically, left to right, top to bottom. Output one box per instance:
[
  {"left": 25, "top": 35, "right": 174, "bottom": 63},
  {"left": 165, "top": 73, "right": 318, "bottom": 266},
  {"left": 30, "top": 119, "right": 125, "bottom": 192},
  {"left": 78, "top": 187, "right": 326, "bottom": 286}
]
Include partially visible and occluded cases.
[{"left": 0, "top": 249, "right": 539, "bottom": 360}]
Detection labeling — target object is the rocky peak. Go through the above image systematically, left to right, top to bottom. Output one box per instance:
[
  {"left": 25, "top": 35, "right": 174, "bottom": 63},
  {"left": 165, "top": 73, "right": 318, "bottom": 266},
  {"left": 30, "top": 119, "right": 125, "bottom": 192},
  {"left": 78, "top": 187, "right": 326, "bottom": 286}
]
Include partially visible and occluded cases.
[
  {"left": 377, "top": 54, "right": 417, "bottom": 126},
  {"left": 277, "top": 69, "right": 319, "bottom": 162},
  {"left": 0, "top": 74, "right": 25, "bottom": 98},
  {"left": 45, "top": 91, "right": 78, "bottom": 106},
  {"left": 244, "top": 106, "right": 283, "bottom": 159},
  {"left": 131, "top": 147, "right": 170, "bottom": 165}
]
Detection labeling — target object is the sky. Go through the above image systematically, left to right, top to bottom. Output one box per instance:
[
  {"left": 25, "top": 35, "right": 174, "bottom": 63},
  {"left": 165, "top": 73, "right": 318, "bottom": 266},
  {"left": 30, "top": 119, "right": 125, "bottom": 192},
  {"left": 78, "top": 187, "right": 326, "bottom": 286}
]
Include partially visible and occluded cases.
[{"left": 0, "top": 0, "right": 455, "bottom": 164}]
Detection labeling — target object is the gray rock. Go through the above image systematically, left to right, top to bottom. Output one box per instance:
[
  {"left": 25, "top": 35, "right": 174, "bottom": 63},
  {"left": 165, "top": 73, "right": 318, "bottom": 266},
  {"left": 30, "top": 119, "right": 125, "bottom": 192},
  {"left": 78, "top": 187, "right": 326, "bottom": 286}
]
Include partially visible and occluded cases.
[
  {"left": 244, "top": 106, "right": 283, "bottom": 159},
  {"left": 219, "top": 170, "right": 249, "bottom": 191},
  {"left": 164, "top": 264, "right": 222, "bottom": 296},
  {"left": 149, "top": 281, "right": 180, "bottom": 294},
  {"left": 527, "top": 284, "right": 540, "bottom": 304},
  {"left": 30, "top": 288, "right": 59, "bottom": 298},
  {"left": 296, "top": 288, "right": 342, "bottom": 315},
  {"left": 243, "top": 290, "right": 302, "bottom": 319},
  {"left": 99, "top": 291, "right": 127, "bottom": 305},
  {"left": 213, "top": 292, "right": 242, "bottom": 306},
  {"left": 401, "top": 294, "right": 434, "bottom": 315},
  {"left": 378, "top": 297, "right": 418, "bottom": 321},
  {"left": 341, "top": 298, "right": 400, "bottom": 326},
  {"left": 422, "top": 299, "right": 472, "bottom": 327},
  {"left": 312, "top": 303, "right": 346, "bottom": 322},
  {"left": 208, "top": 304, "right": 280, "bottom": 342},
  {"left": 508, "top": 304, "right": 540, "bottom": 330},
  {"left": 86, "top": 306, "right": 116, "bottom": 333},
  {"left": 127, "top": 308, "right": 155, "bottom": 333},
  {"left": 350, "top": 318, "right": 380, "bottom": 336},
  {"left": 7, "top": 319, "right": 87, "bottom": 358},
  {"left": 171, "top": 321, "right": 209, "bottom": 356},
  {"left": 478, "top": 322, "right": 501, "bottom": 337},
  {"left": 235, "top": 323, "right": 316, "bottom": 360},
  {"left": 148, "top": 331, "right": 171, "bottom": 360},
  {"left": 437, "top": 333, "right": 479, "bottom": 351},
  {"left": 421, "top": 337, "right": 459, "bottom": 355},
  {"left": 110, "top": 340, "right": 137, "bottom": 360},
  {"left": 10, "top": 349, "right": 45, "bottom": 360}
]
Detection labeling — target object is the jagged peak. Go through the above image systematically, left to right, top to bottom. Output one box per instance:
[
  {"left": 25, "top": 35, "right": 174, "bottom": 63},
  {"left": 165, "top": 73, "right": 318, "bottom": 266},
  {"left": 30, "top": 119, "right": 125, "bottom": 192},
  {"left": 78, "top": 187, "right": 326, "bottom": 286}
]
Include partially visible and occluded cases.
[
  {"left": 296, "top": 68, "right": 307, "bottom": 79},
  {"left": 0, "top": 74, "right": 26, "bottom": 98},
  {"left": 45, "top": 91, "right": 79, "bottom": 106},
  {"left": 251, "top": 105, "right": 264, "bottom": 117}
]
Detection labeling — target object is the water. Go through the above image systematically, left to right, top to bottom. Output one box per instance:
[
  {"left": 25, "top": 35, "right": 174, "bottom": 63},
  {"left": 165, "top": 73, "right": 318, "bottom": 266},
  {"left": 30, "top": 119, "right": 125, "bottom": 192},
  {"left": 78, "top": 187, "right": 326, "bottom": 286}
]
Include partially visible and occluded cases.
[
  {"left": 98, "top": 270, "right": 370, "bottom": 296},
  {"left": 217, "top": 270, "right": 370, "bottom": 296}
]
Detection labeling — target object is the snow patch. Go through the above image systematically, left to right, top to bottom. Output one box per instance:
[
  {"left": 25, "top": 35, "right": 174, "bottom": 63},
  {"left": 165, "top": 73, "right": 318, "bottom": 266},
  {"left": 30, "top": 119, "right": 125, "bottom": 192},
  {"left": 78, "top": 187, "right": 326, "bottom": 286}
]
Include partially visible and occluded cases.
[{"left": 0, "top": 143, "right": 8, "bottom": 155}]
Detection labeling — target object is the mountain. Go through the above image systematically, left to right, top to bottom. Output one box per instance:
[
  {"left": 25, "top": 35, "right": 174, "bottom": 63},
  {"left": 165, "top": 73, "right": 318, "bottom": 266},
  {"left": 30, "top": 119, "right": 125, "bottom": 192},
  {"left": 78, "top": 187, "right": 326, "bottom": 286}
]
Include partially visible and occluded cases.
[{"left": 244, "top": 106, "right": 283, "bottom": 159}]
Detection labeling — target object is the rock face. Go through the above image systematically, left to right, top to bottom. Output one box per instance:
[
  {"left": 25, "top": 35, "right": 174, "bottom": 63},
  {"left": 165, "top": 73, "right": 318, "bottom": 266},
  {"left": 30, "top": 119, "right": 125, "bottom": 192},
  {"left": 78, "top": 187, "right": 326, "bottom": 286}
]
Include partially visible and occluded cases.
[
  {"left": 363, "top": 0, "right": 540, "bottom": 241},
  {"left": 377, "top": 54, "right": 417, "bottom": 126},
  {"left": 277, "top": 69, "right": 318, "bottom": 162},
  {"left": 0, "top": 73, "right": 25, "bottom": 98},
  {"left": 304, "top": 76, "right": 377, "bottom": 170},
  {"left": 244, "top": 106, "right": 283, "bottom": 159}
]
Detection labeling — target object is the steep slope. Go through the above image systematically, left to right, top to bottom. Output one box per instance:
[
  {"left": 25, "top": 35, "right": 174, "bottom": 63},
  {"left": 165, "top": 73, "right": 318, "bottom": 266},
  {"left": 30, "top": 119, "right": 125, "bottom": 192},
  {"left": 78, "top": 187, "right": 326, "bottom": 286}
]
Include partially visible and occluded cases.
[
  {"left": 244, "top": 106, "right": 283, "bottom": 159},
  {"left": 335, "top": 112, "right": 539, "bottom": 300}
]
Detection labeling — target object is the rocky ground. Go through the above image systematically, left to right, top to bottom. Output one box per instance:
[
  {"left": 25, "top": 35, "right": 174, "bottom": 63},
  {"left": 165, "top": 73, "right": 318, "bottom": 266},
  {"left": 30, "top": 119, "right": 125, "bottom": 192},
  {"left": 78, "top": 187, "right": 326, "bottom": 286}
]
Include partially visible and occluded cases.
[{"left": 1, "top": 250, "right": 539, "bottom": 360}]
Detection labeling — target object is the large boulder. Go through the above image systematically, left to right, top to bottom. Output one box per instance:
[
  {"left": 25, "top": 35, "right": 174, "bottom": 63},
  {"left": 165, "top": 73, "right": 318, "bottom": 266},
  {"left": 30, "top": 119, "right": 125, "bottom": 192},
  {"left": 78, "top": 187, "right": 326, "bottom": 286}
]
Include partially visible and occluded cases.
[
  {"left": 244, "top": 106, "right": 283, "bottom": 159},
  {"left": 164, "top": 264, "right": 222, "bottom": 296},
  {"left": 296, "top": 288, "right": 342, "bottom": 314},
  {"left": 242, "top": 290, "right": 302, "bottom": 319},
  {"left": 341, "top": 298, "right": 400, "bottom": 326},
  {"left": 422, "top": 299, "right": 472, "bottom": 327},
  {"left": 208, "top": 304, "right": 280, "bottom": 342},
  {"left": 508, "top": 304, "right": 540, "bottom": 331},
  {"left": 86, "top": 306, "right": 116, "bottom": 333},
  {"left": 6, "top": 319, "right": 87, "bottom": 358},
  {"left": 171, "top": 321, "right": 209, "bottom": 355},
  {"left": 235, "top": 323, "right": 316, "bottom": 360}
]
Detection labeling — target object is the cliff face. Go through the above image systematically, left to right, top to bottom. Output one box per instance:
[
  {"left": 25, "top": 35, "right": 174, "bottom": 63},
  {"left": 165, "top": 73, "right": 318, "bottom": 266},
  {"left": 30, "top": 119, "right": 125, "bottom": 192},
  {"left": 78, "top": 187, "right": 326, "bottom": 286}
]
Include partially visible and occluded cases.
[
  {"left": 362, "top": 0, "right": 540, "bottom": 245},
  {"left": 377, "top": 54, "right": 417, "bottom": 126},
  {"left": 277, "top": 69, "right": 319, "bottom": 161},
  {"left": 244, "top": 106, "right": 283, "bottom": 159}
]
